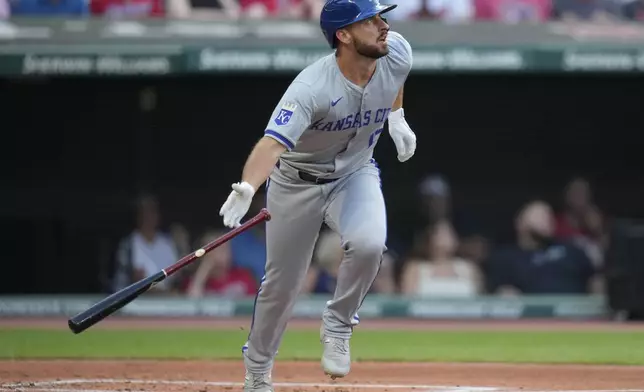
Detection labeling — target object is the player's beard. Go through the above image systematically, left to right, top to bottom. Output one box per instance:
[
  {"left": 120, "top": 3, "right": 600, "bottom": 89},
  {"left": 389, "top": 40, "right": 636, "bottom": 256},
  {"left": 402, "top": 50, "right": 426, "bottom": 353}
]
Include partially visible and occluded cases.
[{"left": 353, "top": 38, "right": 388, "bottom": 59}]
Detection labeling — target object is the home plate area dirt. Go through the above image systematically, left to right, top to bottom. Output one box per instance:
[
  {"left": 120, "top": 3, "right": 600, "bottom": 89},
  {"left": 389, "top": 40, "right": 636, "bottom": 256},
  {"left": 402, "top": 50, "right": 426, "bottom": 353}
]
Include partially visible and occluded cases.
[
  {"left": 1, "top": 318, "right": 644, "bottom": 392},
  {"left": 2, "top": 360, "right": 644, "bottom": 392}
]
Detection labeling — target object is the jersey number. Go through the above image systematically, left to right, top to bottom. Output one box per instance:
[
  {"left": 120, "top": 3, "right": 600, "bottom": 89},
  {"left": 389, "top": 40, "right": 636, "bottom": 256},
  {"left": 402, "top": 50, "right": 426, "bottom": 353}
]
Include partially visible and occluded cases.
[{"left": 368, "top": 127, "right": 384, "bottom": 147}]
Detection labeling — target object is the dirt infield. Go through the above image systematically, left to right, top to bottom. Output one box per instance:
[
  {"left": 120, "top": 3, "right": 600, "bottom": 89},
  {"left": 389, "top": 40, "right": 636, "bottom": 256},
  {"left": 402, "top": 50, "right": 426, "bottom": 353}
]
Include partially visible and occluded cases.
[
  {"left": 1, "top": 317, "right": 644, "bottom": 392},
  {"left": 2, "top": 360, "right": 644, "bottom": 392}
]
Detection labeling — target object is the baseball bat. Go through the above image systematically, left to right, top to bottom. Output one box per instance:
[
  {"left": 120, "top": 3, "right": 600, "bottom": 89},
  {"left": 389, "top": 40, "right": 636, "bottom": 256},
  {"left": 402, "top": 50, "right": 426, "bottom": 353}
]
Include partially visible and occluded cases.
[{"left": 67, "top": 208, "right": 271, "bottom": 334}]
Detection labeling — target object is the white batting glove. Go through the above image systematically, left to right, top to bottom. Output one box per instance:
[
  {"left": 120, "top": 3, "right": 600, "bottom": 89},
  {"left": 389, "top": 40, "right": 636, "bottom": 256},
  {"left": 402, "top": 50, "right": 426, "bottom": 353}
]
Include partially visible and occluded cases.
[
  {"left": 387, "top": 108, "right": 416, "bottom": 162},
  {"left": 219, "top": 182, "right": 256, "bottom": 228}
]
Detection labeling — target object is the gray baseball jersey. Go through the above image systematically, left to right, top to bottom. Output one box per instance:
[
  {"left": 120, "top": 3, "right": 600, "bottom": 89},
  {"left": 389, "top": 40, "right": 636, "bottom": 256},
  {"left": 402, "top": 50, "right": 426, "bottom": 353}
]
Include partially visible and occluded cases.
[
  {"left": 242, "top": 31, "right": 413, "bottom": 374},
  {"left": 263, "top": 31, "right": 413, "bottom": 178}
]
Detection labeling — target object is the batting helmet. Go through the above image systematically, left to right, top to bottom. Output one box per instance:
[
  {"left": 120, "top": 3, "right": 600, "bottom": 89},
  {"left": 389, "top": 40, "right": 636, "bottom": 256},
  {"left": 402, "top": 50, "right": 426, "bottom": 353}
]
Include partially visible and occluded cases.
[{"left": 320, "top": 0, "right": 397, "bottom": 49}]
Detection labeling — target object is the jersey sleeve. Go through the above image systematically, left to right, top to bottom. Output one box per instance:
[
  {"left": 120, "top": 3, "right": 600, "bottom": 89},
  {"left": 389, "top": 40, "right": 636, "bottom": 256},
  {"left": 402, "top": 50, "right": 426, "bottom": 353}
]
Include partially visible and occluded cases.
[
  {"left": 386, "top": 31, "right": 413, "bottom": 76},
  {"left": 263, "top": 80, "right": 317, "bottom": 151}
]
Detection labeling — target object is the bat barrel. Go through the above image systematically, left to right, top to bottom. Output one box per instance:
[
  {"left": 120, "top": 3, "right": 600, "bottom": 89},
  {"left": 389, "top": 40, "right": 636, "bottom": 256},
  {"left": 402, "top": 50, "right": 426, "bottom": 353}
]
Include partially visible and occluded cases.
[{"left": 68, "top": 271, "right": 166, "bottom": 334}]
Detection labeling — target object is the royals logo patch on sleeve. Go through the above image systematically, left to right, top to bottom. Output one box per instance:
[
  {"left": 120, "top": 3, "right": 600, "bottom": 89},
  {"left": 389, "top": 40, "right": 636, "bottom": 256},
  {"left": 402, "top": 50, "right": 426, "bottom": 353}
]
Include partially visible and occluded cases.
[{"left": 274, "top": 102, "right": 297, "bottom": 126}]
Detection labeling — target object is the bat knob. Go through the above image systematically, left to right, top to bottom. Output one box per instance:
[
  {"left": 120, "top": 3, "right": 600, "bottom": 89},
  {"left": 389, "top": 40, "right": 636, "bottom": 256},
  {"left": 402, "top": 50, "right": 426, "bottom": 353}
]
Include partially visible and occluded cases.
[
  {"left": 260, "top": 208, "right": 271, "bottom": 221},
  {"left": 68, "top": 319, "right": 82, "bottom": 334}
]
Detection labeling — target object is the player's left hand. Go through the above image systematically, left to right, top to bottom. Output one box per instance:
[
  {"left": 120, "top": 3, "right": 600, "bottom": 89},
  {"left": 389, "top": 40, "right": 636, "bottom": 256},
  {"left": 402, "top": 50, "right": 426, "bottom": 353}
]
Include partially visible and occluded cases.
[
  {"left": 387, "top": 108, "right": 416, "bottom": 162},
  {"left": 219, "top": 181, "right": 256, "bottom": 228}
]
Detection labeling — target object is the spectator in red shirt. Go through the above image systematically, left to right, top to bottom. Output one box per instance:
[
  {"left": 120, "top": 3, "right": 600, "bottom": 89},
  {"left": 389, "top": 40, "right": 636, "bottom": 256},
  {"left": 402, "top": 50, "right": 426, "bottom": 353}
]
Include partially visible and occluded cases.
[
  {"left": 91, "top": 0, "right": 164, "bottom": 17},
  {"left": 166, "top": 0, "right": 240, "bottom": 19},
  {"left": 239, "top": 0, "right": 322, "bottom": 19},
  {"left": 473, "top": 0, "right": 552, "bottom": 22},
  {"left": 622, "top": 0, "right": 644, "bottom": 20},
  {"left": 554, "top": 177, "right": 606, "bottom": 274},
  {"left": 555, "top": 177, "right": 600, "bottom": 239},
  {"left": 184, "top": 230, "right": 257, "bottom": 298}
]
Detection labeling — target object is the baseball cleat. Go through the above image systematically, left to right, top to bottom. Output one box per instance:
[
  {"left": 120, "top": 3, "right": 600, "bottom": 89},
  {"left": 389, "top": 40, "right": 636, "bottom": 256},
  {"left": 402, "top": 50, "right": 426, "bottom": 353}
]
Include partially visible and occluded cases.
[
  {"left": 320, "top": 331, "right": 351, "bottom": 378},
  {"left": 243, "top": 371, "right": 273, "bottom": 392}
]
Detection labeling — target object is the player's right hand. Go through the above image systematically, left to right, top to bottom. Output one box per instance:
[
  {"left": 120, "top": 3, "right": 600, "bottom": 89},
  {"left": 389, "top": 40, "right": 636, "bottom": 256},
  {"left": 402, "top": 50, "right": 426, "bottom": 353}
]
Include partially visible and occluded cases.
[{"left": 219, "top": 181, "right": 256, "bottom": 228}]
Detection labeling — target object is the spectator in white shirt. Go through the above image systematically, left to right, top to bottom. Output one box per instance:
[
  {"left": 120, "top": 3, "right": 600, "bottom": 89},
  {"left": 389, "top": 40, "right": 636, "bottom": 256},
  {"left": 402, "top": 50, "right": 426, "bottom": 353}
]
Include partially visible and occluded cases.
[
  {"left": 111, "top": 194, "right": 180, "bottom": 293},
  {"left": 402, "top": 220, "right": 482, "bottom": 297}
]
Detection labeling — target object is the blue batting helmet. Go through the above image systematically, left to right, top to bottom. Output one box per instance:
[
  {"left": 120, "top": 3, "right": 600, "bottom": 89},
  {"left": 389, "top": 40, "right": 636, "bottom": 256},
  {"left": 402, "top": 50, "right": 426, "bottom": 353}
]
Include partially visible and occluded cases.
[{"left": 320, "top": 0, "right": 397, "bottom": 49}]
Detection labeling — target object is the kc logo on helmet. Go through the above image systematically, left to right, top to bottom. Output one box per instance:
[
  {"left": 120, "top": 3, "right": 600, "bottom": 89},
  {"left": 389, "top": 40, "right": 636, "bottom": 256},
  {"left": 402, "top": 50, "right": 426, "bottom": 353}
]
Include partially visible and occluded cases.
[{"left": 274, "top": 102, "right": 297, "bottom": 126}]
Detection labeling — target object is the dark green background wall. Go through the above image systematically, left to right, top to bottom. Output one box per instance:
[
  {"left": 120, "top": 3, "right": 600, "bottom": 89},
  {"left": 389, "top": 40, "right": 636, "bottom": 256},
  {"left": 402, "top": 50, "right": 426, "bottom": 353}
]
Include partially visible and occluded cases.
[{"left": 2, "top": 73, "right": 643, "bottom": 294}]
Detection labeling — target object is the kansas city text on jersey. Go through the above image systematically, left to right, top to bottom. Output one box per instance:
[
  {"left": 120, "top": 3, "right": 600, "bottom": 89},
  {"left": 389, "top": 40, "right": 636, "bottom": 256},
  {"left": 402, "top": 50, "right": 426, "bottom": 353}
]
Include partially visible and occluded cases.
[{"left": 309, "top": 107, "right": 392, "bottom": 132}]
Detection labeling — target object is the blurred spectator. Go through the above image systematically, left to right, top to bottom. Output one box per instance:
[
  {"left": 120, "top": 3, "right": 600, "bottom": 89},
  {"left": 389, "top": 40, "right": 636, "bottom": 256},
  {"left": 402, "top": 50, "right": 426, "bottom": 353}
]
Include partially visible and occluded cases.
[
  {"left": 0, "top": 0, "right": 9, "bottom": 18},
  {"left": 9, "top": 0, "right": 89, "bottom": 15},
  {"left": 90, "top": 0, "right": 164, "bottom": 17},
  {"left": 166, "top": 0, "right": 240, "bottom": 19},
  {"left": 166, "top": 0, "right": 319, "bottom": 19},
  {"left": 236, "top": 0, "right": 322, "bottom": 19},
  {"left": 239, "top": 0, "right": 275, "bottom": 18},
  {"left": 282, "top": 0, "right": 323, "bottom": 19},
  {"left": 385, "top": 0, "right": 424, "bottom": 20},
  {"left": 387, "top": 0, "right": 474, "bottom": 22},
  {"left": 426, "top": 0, "right": 475, "bottom": 21},
  {"left": 473, "top": 0, "right": 552, "bottom": 23},
  {"left": 551, "top": 0, "right": 623, "bottom": 21},
  {"left": 622, "top": 0, "right": 644, "bottom": 20},
  {"left": 410, "top": 174, "right": 490, "bottom": 266},
  {"left": 418, "top": 174, "right": 451, "bottom": 225},
  {"left": 554, "top": 177, "right": 606, "bottom": 269},
  {"left": 555, "top": 177, "right": 594, "bottom": 239},
  {"left": 230, "top": 189, "right": 267, "bottom": 285},
  {"left": 111, "top": 194, "right": 180, "bottom": 293},
  {"left": 483, "top": 200, "right": 599, "bottom": 295},
  {"left": 401, "top": 220, "right": 481, "bottom": 297},
  {"left": 166, "top": 222, "right": 194, "bottom": 288},
  {"left": 170, "top": 223, "right": 191, "bottom": 257},
  {"left": 303, "top": 226, "right": 396, "bottom": 294},
  {"left": 184, "top": 229, "right": 257, "bottom": 298},
  {"left": 457, "top": 231, "right": 490, "bottom": 267}
]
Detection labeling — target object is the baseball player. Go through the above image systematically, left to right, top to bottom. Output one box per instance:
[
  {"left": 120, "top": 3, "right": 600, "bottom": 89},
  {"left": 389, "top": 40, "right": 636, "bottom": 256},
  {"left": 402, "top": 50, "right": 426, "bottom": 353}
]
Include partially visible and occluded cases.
[{"left": 218, "top": 0, "right": 415, "bottom": 390}]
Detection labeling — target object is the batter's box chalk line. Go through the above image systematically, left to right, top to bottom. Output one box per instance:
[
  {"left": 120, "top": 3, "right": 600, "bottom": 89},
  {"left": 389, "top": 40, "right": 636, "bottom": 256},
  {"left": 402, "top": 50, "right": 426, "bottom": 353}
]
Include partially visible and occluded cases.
[
  {"left": 0, "top": 379, "right": 641, "bottom": 392},
  {"left": 1, "top": 379, "right": 502, "bottom": 391}
]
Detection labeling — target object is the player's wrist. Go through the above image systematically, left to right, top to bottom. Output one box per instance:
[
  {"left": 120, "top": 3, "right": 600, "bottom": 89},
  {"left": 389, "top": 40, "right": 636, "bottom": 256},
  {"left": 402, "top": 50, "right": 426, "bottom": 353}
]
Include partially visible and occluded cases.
[
  {"left": 388, "top": 108, "right": 405, "bottom": 124},
  {"left": 239, "top": 181, "right": 256, "bottom": 196}
]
